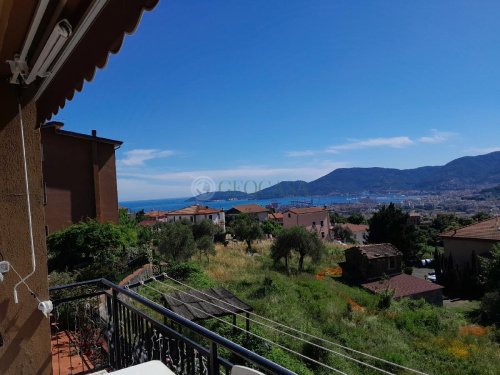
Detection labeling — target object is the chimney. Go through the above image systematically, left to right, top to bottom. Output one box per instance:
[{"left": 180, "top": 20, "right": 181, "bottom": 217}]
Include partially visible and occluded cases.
[{"left": 91, "top": 130, "right": 97, "bottom": 137}]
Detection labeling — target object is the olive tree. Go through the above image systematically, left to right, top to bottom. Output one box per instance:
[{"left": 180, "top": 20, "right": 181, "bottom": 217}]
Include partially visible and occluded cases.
[
  {"left": 232, "top": 214, "right": 264, "bottom": 252},
  {"left": 271, "top": 226, "right": 325, "bottom": 274}
]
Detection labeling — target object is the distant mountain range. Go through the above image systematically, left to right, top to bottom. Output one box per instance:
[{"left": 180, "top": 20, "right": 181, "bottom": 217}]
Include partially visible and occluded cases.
[
  {"left": 190, "top": 152, "right": 500, "bottom": 201},
  {"left": 186, "top": 190, "right": 249, "bottom": 202}
]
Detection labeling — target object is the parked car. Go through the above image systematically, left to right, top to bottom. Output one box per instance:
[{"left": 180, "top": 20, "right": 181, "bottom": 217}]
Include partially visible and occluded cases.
[
  {"left": 420, "top": 258, "right": 433, "bottom": 267},
  {"left": 425, "top": 272, "right": 437, "bottom": 282}
]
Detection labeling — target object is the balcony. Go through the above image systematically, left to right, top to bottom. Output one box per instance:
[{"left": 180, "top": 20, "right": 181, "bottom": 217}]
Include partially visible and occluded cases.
[{"left": 49, "top": 278, "right": 293, "bottom": 375}]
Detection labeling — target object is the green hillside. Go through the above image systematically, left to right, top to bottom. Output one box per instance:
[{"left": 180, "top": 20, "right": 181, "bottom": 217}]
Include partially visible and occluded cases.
[{"left": 139, "top": 241, "right": 500, "bottom": 375}]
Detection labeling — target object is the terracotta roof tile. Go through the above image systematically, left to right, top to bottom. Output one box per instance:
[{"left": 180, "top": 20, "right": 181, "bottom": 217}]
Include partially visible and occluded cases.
[
  {"left": 230, "top": 204, "right": 268, "bottom": 214},
  {"left": 166, "top": 205, "right": 222, "bottom": 216},
  {"left": 288, "top": 207, "right": 328, "bottom": 215},
  {"left": 144, "top": 210, "right": 168, "bottom": 218},
  {"left": 441, "top": 217, "right": 500, "bottom": 241},
  {"left": 138, "top": 220, "right": 156, "bottom": 227},
  {"left": 340, "top": 223, "right": 369, "bottom": 232},
  {"left": 349, "top": 243, "right": 401, "bottom": 259},
  {"left": 362, "top": 274, "right": 443, "bottom": 299}
]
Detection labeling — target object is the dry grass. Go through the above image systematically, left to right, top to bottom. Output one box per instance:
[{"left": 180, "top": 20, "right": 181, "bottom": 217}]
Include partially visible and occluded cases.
[{"left": 204, "top": 240, "right": 272, "bottom": 282}]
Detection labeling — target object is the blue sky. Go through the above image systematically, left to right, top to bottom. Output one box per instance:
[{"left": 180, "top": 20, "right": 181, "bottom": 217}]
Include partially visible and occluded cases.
[{"left": 53, "top": 0, "right": 500, "bottom": 201}]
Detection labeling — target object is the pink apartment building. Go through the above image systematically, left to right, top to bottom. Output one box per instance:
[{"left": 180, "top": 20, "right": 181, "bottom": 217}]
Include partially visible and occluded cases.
[{"left": 283, "top": 207, "right": 331, "bottom": 239}]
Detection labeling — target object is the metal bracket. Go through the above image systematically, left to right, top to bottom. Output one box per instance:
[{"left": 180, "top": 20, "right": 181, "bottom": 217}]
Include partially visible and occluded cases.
[{"left": 6, "top": 55, "right": 29, "bottom": 84}]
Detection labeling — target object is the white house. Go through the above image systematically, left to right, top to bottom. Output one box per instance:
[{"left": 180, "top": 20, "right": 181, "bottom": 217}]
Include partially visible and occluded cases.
[{"left": 165, "top": 205, "right": 225, "bottom": 232}]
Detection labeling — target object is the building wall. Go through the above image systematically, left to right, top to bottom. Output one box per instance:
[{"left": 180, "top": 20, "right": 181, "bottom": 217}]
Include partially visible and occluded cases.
[
  {"left": 0, "top": 95, "right": 51, "bottom": 375},
  {"left": 41, "top": 127, "right": 119, "bottom": 233},
  {"left": 226, "top": 210, "right": 268, "bottom": 222},
  {"left": 283, "top": 210, "right": 330, "bottom": 239},
  {"left": 255, "top": 211, "right": 268, "bottom": 222},
  {"left": 167, "top": 212, "right": 226, "bottom": 232},
  {"left": 352, "top": 230, "right": 367, "bottom": 244},
  {"left": 443, "top": 238, "right": 497, "bottom": 268},
  {"left": 344, "top": 248, "right": 402, "bottom": 281},
  {"left": 398, "top": 290, "right": 443, "bottom": 306}
]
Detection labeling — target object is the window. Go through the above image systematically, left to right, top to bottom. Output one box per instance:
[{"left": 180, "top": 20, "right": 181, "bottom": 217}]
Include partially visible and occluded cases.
[
  {"left": 288, "top": 213, "right": 291, "bottom": 218},
  {"left": 209, "top": 215, "right": 213, "bottom": 220},
  {"left": 190, "top": 216, "right": 194, "bottom": 222},
  {"left": 320, "top": 220, "right": 324, "bottom": 227},
  {"left": 312, "top": 221, "right": 316, "bottom": 226},
  {"left": 321, "top": 232, "right": 325, "bottom": 238},
  {"left": 389, "top": 257, "right": 396, "bottom": 269}
]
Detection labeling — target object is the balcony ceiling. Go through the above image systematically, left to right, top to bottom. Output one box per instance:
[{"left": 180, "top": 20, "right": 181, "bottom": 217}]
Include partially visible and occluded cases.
[{"left": 0, "top": 0, "right": 158, "bottom": 123}]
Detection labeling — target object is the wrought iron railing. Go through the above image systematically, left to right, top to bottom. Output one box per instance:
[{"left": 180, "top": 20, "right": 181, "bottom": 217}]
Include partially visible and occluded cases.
[{"left": 49, "top": 278, "right": 294, "bottom": 375}]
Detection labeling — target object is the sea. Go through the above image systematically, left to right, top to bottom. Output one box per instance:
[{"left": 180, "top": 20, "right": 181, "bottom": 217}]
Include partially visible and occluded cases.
[{"left": 119, "top": 194, "right": 413, "bottom": 213}]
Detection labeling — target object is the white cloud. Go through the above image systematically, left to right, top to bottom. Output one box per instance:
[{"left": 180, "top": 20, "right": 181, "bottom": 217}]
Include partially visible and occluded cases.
[
  {"left": 418, "top": 129, "right": 457, "bottom": 144},
  {"left": 287, "top": 131, "right": 459, "bottom": 158},
  {"left": 326, "top": 136, "right": 413, "bottom": 153},
  {"left": 118, "top": 149, "right": 175, "bottom": 167}
]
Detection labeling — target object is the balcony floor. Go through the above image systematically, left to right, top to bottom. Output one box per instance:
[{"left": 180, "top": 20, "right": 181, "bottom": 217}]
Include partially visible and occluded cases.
[{"left": 52, "top": 330, "right": 95, "bottom": 375}]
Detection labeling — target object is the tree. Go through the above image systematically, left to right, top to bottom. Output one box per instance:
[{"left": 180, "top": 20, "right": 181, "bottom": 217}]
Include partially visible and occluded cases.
[
  {"left": 367, "top": 203, "right": 420, "bottom": 262},
  {"left": 119, "top": 207, "right": 135, "bottom": 227},
  {"left": 135, "top": 209, "right": 146, "bottom": 223},
  {"left": 329, "top": 212, "right": 347, "bottom": 224},
  {"left": 472, "top": 212, "right": 492, "bottom": 222},
  {"left": 347, "top": 213, "right": 367, "bottom": 225},
  {"left": 232, "top": 214, "right": 264, "bottom": 252},
  {"left": 431, "top": 214, "right": 460, "bottom": 233},
  {"left": 192, "top": 219, "right": 217, "bottom": 240},
  {"left": 47, "top": 220, "right": 130, "bottom": 280},
  {"left": 192, "top": 220, "right": 218, "bottom": 262},
  {"left": 261, "top": 220, "right": 283, "bottom": 237},
  {"left": 157, "top": 221, "right": 196, "bottom": 262},
  {"left": 332, "top": 224, "right": 354, "bottom": 243},
  {"left": 271, "top": 226, "right": 325, "bottom": 274},
  {"left": 196, "top": 235, "right": 216, "bottom": 262},
  {"left": 479, "top": 244, "right": 500, "bottom": 322}
]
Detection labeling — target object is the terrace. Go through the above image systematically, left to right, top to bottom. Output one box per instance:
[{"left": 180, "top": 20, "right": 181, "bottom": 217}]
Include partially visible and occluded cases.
[{"left": 49, "top": 277, "right": 292, "bottom": 375}]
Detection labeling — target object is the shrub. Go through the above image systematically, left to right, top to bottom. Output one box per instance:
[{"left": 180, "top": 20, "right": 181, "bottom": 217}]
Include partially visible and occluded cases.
[
  {"left": 156, "top": 221, "right": 196, "bottom": 262},
  {"left": 165, "top": 262, "right": 202, "bottom": 281},
  {"left": 403, "top": 266, "right": 413, "bottom": 275}
]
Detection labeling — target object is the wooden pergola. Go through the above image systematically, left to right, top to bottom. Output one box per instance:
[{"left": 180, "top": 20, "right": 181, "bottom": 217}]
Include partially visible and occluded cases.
[{"left": 162, "top": 287, "right": 253, "bottom": 333}]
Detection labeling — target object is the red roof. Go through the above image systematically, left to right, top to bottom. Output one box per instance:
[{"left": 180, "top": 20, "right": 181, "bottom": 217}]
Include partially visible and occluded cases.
[
  {"left": 230, "top": 204, "right": 268, "bottom": 214},
  {"left": 166, "top": 205, "right": 222, "bottom": 216},
  {"left": 287, "top": 207, "right": 328, "bottom": 215},
  {"left": 144, "top": 210, "right": 168, "bottom": 218},
  {"left": 441, "top": 217, "right": 500, "bottom": 241},
  {"left": 138, "top": 220, "right": 156, "bottom": 227},
  {"left": 340, "top": 223, "right": 369, "bottom": 233},
  {"left": 348, "top": 243, "right": 401, "bottom": 259},
  {"left": 362, "top": 274, "right": 443, "bottom": 299}
]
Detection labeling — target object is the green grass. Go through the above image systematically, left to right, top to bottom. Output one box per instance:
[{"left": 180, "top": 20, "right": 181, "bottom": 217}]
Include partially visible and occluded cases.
[{"left": 139, "top": 240, "right": 500, "bottom": 375}]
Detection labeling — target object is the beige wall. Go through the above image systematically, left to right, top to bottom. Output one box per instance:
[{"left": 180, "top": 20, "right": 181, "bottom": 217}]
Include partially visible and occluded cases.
[
  {"left": 0, "top": 91, "right": 51, "bottom": 374},
  {"left": 283, "top": 210, "right": 330, "bottom": 239},
  {"left": 443, "top": 237, "right": 497, "bottom": 267}
]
